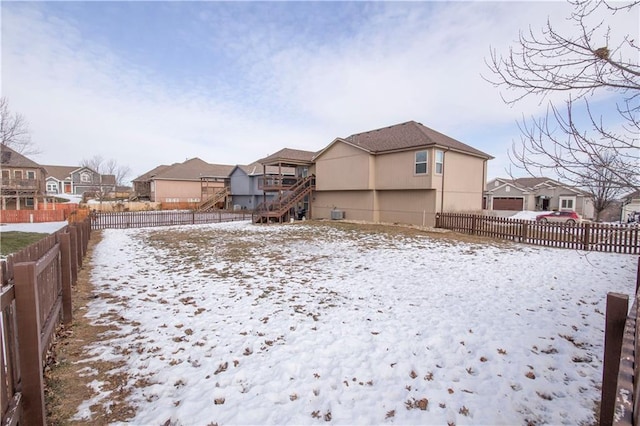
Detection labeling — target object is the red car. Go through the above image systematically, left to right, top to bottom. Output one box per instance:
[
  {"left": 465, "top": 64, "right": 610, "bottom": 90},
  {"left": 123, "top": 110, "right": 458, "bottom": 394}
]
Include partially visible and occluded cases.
[{"left": 535, "top": 210, "right": 582, "bottom": 224}]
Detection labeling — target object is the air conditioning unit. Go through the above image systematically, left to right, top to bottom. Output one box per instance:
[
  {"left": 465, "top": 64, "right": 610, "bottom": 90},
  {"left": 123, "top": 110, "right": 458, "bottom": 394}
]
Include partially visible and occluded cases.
[
  {"left": 233, "top": 204, "right": 241, "bottom": 211},
  {"left": 331, "top": 210, "right": 345, "bottom": 220}
]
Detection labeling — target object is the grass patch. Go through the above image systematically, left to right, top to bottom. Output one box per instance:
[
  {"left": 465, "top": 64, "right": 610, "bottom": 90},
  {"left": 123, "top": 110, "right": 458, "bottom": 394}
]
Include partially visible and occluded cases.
[{"left": 0, "top": 231, "right": 49, "bottom": 256}]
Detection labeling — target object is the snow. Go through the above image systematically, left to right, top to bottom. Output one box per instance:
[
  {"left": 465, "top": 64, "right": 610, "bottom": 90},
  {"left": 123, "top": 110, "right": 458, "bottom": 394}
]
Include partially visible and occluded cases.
[
  {"left": 509, "top": 211, "right": 540, "bottom": 221},
  {"left": 0, "top": 221, "right": 68, "bottom": 234},
  {"left": 77, "top": 221, "right": 637, "bottom": 425}
]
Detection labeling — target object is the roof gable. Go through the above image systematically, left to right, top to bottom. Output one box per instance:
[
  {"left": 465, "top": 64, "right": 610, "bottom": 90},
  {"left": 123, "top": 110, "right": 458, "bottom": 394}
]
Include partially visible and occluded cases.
[
  {"left": 1, "top": 144, "right": 42, "bottom": 168},
  {"left": 486, "top": 182, "right": 530, "bottom": 195}
]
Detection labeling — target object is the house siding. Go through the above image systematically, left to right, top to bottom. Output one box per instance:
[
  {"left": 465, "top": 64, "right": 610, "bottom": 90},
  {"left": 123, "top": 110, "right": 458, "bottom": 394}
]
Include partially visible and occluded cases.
[
  {"left": 315, "top": 142, "right": 371, "bottom": 190},
  {"left": 375, "top": 150, "right": 433, "bottom": 190},
  {"left": 439, "top": 151, "right": 486, "bottom": 212},
  {"left": 154, "top": 180, "right": 202, "bottom": 202},
  {"left": 377, "top": 189, "right": 437, "bottom": 226},
  {"left": 312, "top": 191, "right": 375, "bottom": 221}
]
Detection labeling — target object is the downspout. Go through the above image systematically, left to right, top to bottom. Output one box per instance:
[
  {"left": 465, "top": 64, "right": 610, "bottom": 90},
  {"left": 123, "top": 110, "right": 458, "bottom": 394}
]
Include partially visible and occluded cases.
[
  {"left": 440, "top": 148, "right": 449, "bottom": 214},
  {"left": 482, "top": 159, "right": 487, "bottom": 211}
]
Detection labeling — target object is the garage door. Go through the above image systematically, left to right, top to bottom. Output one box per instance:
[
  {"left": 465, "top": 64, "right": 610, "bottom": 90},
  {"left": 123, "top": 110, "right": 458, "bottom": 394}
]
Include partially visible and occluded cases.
[{"left": 492, "top": 197, "right": 523, "bottom": 211}]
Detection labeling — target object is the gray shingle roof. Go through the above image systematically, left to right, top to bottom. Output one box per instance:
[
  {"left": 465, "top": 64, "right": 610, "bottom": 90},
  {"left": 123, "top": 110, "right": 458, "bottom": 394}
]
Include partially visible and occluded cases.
[
  {"left": 343, "top": 121, "right": 492, "bottom": 159},
  {"left": 258, "top": 148, "right": 317, "bottom": 166},
  {"left": 153, "top": 158, "right": 234, "bottom": 180},
  {"left": 132, "top": 164, "right": 172, "bottom": 182},
  {"left": 42, "top": 165, "right": 79, "bottom": 181}
]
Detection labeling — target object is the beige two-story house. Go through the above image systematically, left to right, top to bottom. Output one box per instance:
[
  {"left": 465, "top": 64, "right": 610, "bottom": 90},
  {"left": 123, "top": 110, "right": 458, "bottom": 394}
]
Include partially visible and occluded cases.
[{"left": 312, "top": 121, "right": 492, "bottom": 227}]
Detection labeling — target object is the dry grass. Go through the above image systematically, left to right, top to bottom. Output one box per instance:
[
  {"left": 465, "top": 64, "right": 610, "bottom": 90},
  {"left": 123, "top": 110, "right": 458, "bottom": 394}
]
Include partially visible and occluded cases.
[
  {"left": 43, "top": 220, "right": 521, "bottom": 423},
  {"left": 45, "top": 231, "right": 136, "bottom": 425}
]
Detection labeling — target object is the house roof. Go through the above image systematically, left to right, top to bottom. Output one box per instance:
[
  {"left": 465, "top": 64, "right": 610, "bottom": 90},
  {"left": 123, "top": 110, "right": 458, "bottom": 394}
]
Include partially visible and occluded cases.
[
  {"left": 339, "top": 121, "right": 492, "bottom": 159},
  {"left": 0, "top": 143, "right": 42, "bottom": 168},
  {"left": 257, "top": 148, "right": 317, "bottom": 166},
  {"left": 153, "top": 158, "right": 234, "bottom": 180},
  {"left": 132, "top": 164, "right": 172, "bottom": 182},
  {"left": 42, "top": 165, "right": 79, "bottom": 181},
  {"left": 488, "top": 177, "right": 590, "bottom": 196},
  {"left": 512, "top": 177, "right": 558, "bottom": 189},
  {"left": 624, "top": 190, "right": 640, "bottom": 200}
]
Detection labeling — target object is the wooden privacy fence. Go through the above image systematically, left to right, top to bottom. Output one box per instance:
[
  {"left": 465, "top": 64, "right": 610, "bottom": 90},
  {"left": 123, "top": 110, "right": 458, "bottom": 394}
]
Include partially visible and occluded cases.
[
  {"left": 0, "top": 209, "right": 69, "bottom": 224},
  {"left": 90, "top": 210, "right": 251, "bottom": 230},
  {"left": 436, "top": 213, "right": 639, "bottom": 255},
  {"left": 1, "top": 218, "right": 91, "bottom": 426},
  {"left": 600, "top": 257, "right": 640, "bottom": 425}
]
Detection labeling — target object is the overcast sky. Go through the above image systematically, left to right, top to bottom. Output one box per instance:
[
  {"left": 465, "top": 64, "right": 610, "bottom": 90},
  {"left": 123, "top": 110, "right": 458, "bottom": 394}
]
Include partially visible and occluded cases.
[{"left": 1, "top": 1, "right": 636, "bottom": 182}]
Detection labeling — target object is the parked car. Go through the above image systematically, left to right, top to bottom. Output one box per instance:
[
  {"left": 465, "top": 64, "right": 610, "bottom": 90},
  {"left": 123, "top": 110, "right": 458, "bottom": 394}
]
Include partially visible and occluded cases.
[{"left": 536, "top": 210, "right": 582, "bottom": 224}]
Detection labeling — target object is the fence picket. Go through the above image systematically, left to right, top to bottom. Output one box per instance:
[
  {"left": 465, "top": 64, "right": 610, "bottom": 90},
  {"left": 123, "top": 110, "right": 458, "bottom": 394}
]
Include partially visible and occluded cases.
[
  {"left": 90, "top": 210, "right": 250, "bottom": 230},
  {"left": 436, "top": 213, "right": 639, "bottom": 255}
]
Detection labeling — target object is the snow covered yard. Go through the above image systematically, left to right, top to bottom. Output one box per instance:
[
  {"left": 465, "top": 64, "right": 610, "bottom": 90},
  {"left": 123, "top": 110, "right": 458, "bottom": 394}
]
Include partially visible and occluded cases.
[{"left": 76, "top": 221, "right": 637, "bottom": 425}]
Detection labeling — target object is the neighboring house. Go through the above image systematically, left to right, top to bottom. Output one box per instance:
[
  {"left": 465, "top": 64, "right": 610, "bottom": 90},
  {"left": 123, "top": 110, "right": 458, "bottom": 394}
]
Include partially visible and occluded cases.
[
  {"left": 311, "top": 121, "right": 492, "bottom": 227},
  {"left": 0, "top": 143, "right": 46, "bottom": 210},
  {"left": 252, "top": 148, "right": 317, "bottom": 222},
  {"left": 132, "top": 158, "right": 235, "bottom": 207},
  {"left": 228, "top": 162, "right": 296, "bottom": 210},
  {"left": 132, "top": 164, "right": 172, "bottom": 200},
  {"left": 43, "top": 165, "right": 117, "bottom": 196},
  {"left": 484, "top": 177, "right": 595, "bottom": 219},
  {"left": 622, "top": 190, "right": 640, "bottom": 223}
]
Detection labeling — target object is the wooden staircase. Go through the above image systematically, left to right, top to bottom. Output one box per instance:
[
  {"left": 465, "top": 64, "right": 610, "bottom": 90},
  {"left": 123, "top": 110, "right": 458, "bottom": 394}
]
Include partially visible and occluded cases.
[
  {"left": 253, "top": 176, "right": 315, "bottom": 223},
  {"left": 198, "top": 188, "right": 229, "bottom": 211}
]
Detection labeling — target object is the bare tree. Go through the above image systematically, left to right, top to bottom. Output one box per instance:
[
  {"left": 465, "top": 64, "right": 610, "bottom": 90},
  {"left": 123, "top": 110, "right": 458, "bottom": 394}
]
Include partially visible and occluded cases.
[
  {"left": 485, "top": 1, "right": 639, "bottom": 198},
  {"left": 0, "top": 96, "right": 38, "bottom": 155},
  {"left": 578, "top": 151, "right": 627, "bottom": 221},
  {"left": 81, "top": 155, "right": 131, "bottom": 186},
  {"left": 81, "top": 155, "right": 131, "bottom": 203}
]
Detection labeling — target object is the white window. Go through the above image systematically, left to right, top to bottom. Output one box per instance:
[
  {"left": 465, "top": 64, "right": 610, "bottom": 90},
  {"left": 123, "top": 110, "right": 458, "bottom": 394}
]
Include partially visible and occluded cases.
[
  {"left": 435, "top": 150, "right": 444, "bottom": 174},
  {"left": 415, "top": 151, "right": 428, "bottom": 174},
  {"left": 14, "top": 170, "right": 22, "bottom": 179},
  {"left": 27, "top": 171, "right": 36, "bottom": 180},
  {"left": 80, "top": 172, "right": 91, "bottom": 183},
  {"left": 494, "top": 181, "right": 499, "bottom": 187},
  {"left": 47, "top": 182, "right": 58, "bottom": 193},
  {"left": 505, "top": 186, "right": 511, "bottom": 193},
  {"left": 559, "top": 197, "right": 576, "bottom": 210},
  {"left": 25, "top": 198, "right": 34, "bottom": 207},
  {"left": 188, "top": 198, "right": 201, "bottom": 203}
]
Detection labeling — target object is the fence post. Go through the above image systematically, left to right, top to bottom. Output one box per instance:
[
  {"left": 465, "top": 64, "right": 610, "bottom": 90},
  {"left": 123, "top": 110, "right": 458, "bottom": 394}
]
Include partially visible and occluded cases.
[
  {"left": 192, "top": 211, "right": 195, "bottom": 225},
  {"left": 435, "top": 213, "right": 440, "bottom": 228},
  {"left": 471, "top": 215, "right": 477, "bottom": 235},
  {"left": 519, "top": 222, "right": 528, "bottom": 243},
  {"left": 582, "top": 222, "right": 591, "bottom": 251},
  {"left": 76, "top": 224, "right": 84, "bottom": 268},
  {"left": 69, "top": 225, "right": 79, "bottom": 285},
  {"left": 59, "top": 232, "right": 73, "bottom": 325},
  {"left": 636, "top": 257, "right": 640, "bottom": 294},
  {"left": 14, "top": 261, "right": 47, "bottom": 426},
  {"left": 600, "top": 292, "right": 629, "bottom": 426}
]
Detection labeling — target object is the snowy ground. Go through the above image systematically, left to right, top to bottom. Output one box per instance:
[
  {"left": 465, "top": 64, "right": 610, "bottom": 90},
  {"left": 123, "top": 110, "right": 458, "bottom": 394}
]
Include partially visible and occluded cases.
[
  {"left": 0, "top": 221, "right": 68, "bottom": 233},
  {"left": 76, "top": 221, "right": 637, "bottom": 425}
]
